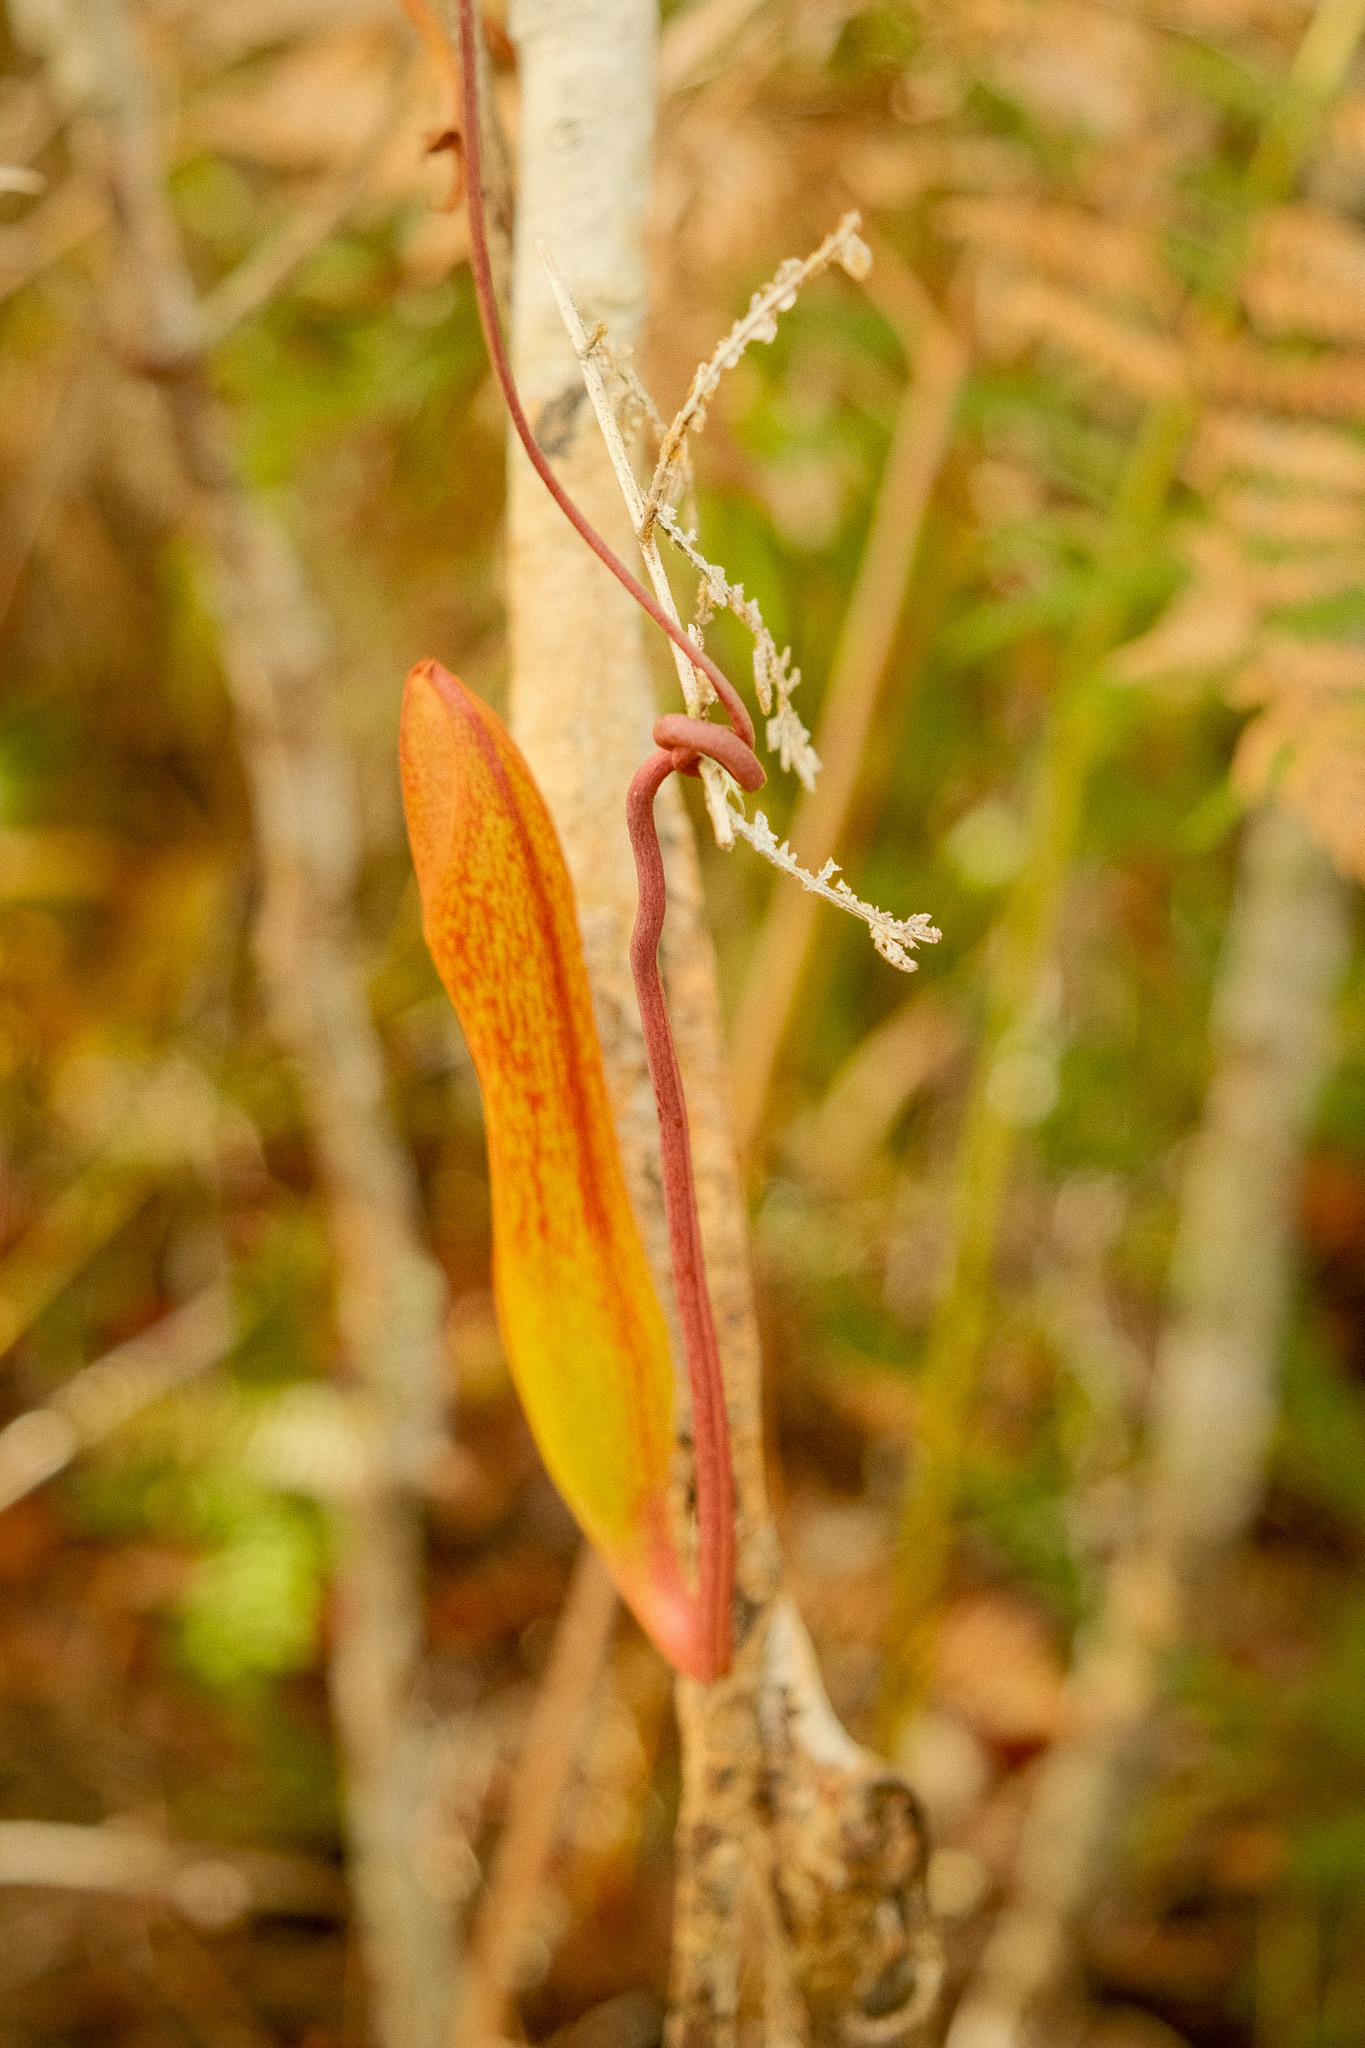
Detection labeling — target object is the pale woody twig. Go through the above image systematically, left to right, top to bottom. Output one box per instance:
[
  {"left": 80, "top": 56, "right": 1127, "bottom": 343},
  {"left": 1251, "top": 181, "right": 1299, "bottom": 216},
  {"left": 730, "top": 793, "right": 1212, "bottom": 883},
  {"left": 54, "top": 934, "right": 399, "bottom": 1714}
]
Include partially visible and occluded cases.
[
  {"left": 646, "top": 216, "right": 876, "bottom": 795},
  {"left": 542, "top": 222, "right": 850, "bottom": 796},
  {"left": 540, "top": 239, "right": 737, "bottom": 847},
  {"left": 728, "top": 267, "right": 966, "bottom": 1154},
  {"left": 571, "top": 332, "right": 814, "bottom": 791},
  {"left": 655, "top": 504, "right": 819, "bottom": 791},
  {"left": 729, "top": 809, "right": 940, "bottom": 971},
  {"left": 0, "top": 1283, "right": 236, "bottom": 1514},
  {"left": 453, "top": 1546, "right": 618, "bottom": 2048},
  {"left": 0, "top": 1819, "right": 346, "bottom": 1929}
]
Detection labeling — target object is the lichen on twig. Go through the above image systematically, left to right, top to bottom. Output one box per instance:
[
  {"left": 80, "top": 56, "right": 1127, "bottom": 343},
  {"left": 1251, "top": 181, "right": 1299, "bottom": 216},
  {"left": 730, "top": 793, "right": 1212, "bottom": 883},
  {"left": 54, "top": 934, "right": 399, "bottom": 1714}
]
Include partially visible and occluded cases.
[
  {"left": 643, "top": 211, "right": 873, "bottom": 530},
  {"left": 542, "top": 228, "right": 939, "bottom": 977},
  {"left": 571, "top": 292, "right": 818, "bottom": 793},
  {"left": 657, "top": 503, "right": 820, "bottom": 791},
  {"left": 728, "top": 807, "right": 941, "bottom": 971}
]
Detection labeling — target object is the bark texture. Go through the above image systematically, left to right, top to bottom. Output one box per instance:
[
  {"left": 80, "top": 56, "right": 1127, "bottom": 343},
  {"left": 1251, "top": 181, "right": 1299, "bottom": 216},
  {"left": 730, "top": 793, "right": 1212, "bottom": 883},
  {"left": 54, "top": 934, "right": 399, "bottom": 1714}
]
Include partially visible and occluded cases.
[{"left": 503, "top": 5, "right": 935, "bottom": 2039}]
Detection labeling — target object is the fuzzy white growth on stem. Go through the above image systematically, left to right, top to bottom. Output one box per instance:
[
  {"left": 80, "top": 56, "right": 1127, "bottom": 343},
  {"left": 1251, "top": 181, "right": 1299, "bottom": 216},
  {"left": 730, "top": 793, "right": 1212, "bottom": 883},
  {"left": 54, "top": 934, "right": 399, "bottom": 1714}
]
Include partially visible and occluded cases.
[
  {"left": 645, "top": 211, "right": 872, "bottom": 526},
  {"left": 539, "top": 233, "right": 939, "bottom": 973},
  {"left": 539, "top": 237, "right": 737, "bottom": 846},
  {"left": 655, "top": 503, "right": 820, "bottom": 792},
  {"left": 729, "top": 808, "right": 940, "bottom": 971}
]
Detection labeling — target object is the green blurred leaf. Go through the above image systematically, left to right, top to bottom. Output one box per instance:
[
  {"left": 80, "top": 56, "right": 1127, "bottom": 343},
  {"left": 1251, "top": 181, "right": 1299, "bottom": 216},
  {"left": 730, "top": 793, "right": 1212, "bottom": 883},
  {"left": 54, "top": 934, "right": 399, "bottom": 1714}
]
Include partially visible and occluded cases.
[{"left": 177, "top": 1497, "right": 325, "bottom": 1688}]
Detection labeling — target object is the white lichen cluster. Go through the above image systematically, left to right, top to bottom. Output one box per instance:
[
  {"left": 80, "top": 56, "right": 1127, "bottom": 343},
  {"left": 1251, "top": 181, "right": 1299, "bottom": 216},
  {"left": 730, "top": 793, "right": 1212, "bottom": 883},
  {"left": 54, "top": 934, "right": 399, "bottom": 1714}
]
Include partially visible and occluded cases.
[
  {"left": 544, "top": 211, "right": 938, "bottom": 977},
  {"left": 643, "top": 212, "right": 873, "bottom": 525},
  {"left": 597, "top": 336, "right": 678, "bottom": 479},
  {"left": 659, "top": 504, "right": 821, "bottom": 792},
  {"left": 729, "top": 809, "right": 941, "bottom": 973}
]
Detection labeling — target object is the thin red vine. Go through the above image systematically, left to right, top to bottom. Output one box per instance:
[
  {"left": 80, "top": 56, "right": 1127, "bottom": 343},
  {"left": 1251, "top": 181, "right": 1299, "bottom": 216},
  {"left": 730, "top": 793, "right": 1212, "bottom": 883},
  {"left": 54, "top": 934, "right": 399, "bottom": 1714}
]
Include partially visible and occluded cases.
[{"left": 453, "top": 0, "right": 764, "bottom": 1677}]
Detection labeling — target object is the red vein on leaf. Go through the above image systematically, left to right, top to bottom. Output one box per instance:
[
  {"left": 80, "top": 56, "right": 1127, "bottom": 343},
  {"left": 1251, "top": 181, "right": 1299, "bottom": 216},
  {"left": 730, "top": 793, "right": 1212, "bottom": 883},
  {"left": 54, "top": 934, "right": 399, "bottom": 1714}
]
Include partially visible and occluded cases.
[{"left": 452, "top": 0, "right": 760, "bottom": 1677}]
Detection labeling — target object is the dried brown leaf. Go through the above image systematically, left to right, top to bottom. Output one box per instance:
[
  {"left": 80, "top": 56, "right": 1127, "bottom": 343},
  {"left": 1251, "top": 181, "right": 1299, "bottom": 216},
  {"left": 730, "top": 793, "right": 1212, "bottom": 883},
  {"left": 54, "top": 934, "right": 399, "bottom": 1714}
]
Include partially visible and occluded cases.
[
  {"left": 955, "top": 0, "right": 1156, "bottom": 141},
  {"left": 937, "top": 194, "right": 1177, "bottom": 313},
  {"left": 977, "top": 269, "right": 1188, "bottom": 399},
  {"left": 1188, "top": 410, "right": 1365, "bottom": 493}
]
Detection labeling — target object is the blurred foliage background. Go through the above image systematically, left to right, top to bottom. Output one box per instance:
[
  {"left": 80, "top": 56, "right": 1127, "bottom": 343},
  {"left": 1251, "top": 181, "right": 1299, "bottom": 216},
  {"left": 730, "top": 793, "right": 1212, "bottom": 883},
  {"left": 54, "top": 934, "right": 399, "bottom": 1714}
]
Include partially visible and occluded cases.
[{"left": 2, "top": 0, "right": 1365, "bottom": 2043}]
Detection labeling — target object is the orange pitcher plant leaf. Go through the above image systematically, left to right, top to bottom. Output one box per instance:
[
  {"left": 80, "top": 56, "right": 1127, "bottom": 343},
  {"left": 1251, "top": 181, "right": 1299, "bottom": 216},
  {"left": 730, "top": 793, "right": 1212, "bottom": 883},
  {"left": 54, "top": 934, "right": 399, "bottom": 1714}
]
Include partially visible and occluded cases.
[
  {"left": 396, "top": 0, "right": 809, "bottom": 1689},
  {"left": 401, "top": 0, "right": 937, "bottom": 1689},
  {"left": 400, "top": 659, "right": 731, "bottom": 1680}
]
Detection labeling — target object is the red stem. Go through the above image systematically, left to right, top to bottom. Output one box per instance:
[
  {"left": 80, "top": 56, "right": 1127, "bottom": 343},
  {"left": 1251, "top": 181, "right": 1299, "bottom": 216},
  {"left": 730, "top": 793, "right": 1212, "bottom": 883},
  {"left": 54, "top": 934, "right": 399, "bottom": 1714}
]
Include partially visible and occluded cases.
[
  {"left": 454, "top": 0, "right": 764, "bottom": 1679},
  {"left": 628, "top": 753, "right": 734, "bottom": 1678}
]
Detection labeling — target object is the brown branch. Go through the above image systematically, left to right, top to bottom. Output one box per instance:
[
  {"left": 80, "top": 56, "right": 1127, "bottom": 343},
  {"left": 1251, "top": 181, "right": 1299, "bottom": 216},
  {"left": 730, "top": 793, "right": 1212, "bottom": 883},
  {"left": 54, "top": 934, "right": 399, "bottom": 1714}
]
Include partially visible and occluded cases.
[{"left": 455, "top": 1546, "right": 619, "bottom": 2048}]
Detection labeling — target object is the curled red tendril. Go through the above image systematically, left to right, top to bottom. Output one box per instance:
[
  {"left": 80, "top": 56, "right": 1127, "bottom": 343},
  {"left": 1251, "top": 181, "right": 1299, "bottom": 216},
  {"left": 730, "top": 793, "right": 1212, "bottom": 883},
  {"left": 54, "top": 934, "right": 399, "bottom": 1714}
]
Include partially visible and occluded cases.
[
  {"left": 453, "top": 0, "right": 765, "bottom": 1677},
  {"left": 625, "top": 724, "right": 763, "bottom": 1679}
]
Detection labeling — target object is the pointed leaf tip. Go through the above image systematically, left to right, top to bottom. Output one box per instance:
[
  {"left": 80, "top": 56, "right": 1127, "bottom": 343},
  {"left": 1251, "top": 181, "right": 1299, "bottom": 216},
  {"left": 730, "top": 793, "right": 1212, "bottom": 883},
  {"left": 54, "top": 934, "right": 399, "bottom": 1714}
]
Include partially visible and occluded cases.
[{"left": 400, "top": 660, "right": 720, "bottom": 1679}]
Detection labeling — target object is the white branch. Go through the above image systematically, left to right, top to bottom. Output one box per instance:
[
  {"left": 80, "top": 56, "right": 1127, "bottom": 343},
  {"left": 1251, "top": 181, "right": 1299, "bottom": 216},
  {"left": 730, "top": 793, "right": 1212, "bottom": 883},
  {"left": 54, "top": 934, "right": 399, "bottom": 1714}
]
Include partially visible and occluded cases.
[
  {"left": 645, "top": 211, "right": 872, "bottom": 521},
  {"left": 656, "top": 503, "right": 819, "bottom": 790},
  {"left": 729, "top": 809, "right": 940, "bottom": 973},
  {"left": 0, "top": 1284, "right": 235, "bottom": 1513},
  {"left": 0, "top": 1820, "right": 345, "bottom": 1929}
]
